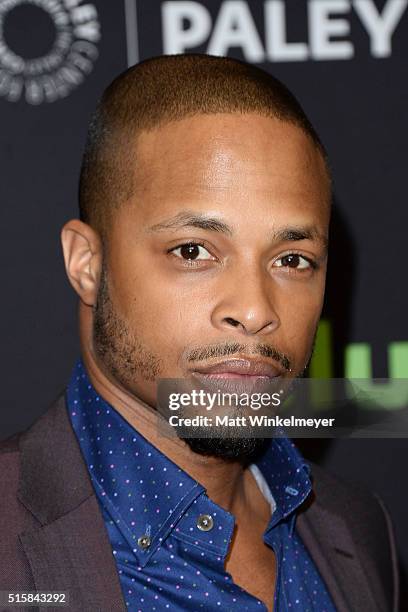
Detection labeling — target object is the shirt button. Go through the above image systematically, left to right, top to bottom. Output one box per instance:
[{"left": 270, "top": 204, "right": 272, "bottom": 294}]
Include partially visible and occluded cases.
[
  {"left": 197, "top": 514, "right": 214, "bottom": 532},
  {"left": 137, "top": 534, "right": 151, "bottom": 549}
]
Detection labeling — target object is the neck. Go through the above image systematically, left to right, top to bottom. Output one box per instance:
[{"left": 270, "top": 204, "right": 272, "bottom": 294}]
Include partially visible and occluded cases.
[{"left": 79, "top": 304, "right": 267, "bottom": 518}]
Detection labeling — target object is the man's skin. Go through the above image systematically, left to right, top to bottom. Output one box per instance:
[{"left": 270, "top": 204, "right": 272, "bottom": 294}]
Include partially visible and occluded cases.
[{"left": 61, "top": 113, "right": 331, "bottom": 610}]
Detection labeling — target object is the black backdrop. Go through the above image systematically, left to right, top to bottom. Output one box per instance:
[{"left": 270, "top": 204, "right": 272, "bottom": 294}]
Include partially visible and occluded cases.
[{"left": 1, "top": 0, "right": 407, "bottom": 602}]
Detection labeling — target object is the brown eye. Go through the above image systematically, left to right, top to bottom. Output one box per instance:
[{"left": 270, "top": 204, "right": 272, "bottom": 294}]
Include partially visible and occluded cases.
[
  {"left": 171, "top": 243, "right": 214, "bottom": 261},
  {"left": 180, "top": 244, "right": 200, "bottom": 260},
  {"left": 274, "top": 254, "right": 311, "bottom": 270},
  {"left": 283, "top": 254, "right": 300, "bottom": 268}
]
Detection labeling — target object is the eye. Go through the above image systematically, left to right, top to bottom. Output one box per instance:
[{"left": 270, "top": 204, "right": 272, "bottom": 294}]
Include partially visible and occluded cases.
[
  {"left": 169, "top": 242, "right": 215, "bottom": 261},
  {"left": 274, "top": 253, "right": 314, "bottom": 270}
]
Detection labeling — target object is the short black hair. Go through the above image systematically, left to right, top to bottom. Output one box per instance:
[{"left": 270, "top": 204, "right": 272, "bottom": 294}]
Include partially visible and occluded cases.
[{"left": 79, "top": 53, "right": 329, "bottom": 238}]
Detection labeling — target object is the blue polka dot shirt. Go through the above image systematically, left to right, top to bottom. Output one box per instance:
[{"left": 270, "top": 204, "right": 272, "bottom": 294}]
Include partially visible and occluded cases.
[{"left": 66, "top": 359, "right": 336, "bottom": 611}]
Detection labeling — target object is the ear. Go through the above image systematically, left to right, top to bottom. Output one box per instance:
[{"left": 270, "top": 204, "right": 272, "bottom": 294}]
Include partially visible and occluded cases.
[{"left": 60, "top": 219, "right": 103, "bottom": 307}]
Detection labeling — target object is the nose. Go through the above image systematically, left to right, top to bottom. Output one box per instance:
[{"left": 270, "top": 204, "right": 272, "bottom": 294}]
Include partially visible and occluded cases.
[{"left": 211, "top": 264, "right": 280, "bottom": 337}]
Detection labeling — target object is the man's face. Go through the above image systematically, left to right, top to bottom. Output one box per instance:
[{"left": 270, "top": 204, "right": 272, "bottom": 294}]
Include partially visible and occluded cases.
[{"left": 93, "top": 113, "right": 330, "bottom": 455}]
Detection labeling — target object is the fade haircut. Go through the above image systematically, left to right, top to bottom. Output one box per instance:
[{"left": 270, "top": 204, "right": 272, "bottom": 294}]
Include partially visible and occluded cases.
[{"left": 79, "top": 53, "right": 329, "bottom": 239}]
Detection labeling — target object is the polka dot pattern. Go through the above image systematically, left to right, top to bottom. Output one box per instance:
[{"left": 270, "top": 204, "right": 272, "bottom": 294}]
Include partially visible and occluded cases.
[{"left": 67, "top": 359, "right": 336, "bottom": 611}]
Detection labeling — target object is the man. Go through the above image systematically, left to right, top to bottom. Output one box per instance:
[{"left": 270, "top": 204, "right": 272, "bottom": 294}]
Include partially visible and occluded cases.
[{"left": 0, "top": 55, "right": 398, "bottom": 611}]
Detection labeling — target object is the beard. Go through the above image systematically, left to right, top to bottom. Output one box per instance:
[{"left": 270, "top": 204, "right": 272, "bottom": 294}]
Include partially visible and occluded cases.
[
  {"left": 93, "top": 262, "right": 313, "bottom": 463},
  {"left": 93, "top": 264, "right": 163, "bottom": 384},
  {"left": 181, "top": 436, "right": 270, "bottom": 463}
]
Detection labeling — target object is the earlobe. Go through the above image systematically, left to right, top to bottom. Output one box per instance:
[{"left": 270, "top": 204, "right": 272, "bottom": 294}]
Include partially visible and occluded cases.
[{"left": 61, "top": 219, "right": 102, "bottom": 306}]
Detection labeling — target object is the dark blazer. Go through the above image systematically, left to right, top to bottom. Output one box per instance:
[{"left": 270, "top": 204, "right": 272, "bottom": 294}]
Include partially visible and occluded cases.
[{"left": 0, "top": 395, "right": 399, "bottom": 612}]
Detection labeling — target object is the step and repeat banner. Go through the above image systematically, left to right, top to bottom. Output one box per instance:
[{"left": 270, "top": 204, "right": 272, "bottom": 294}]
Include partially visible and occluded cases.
[{"left": 1, "top": 0, "right": 407, "bottom": 586}]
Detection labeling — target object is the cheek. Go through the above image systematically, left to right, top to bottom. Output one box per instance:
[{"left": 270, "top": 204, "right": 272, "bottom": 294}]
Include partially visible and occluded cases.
[
  {"left": 109, "top": 255, "right": 210, "bottom": 349},
  {"left": 277, "top": 281, "right": 324, "bottom": 358},
  {"left": 282, "top": 283, "right": 324, "bottom": 320}
]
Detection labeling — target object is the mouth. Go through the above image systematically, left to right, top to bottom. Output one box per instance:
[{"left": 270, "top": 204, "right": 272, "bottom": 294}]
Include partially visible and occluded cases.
[
  {"left": 192, "top": 358, "right": 283, "bottom": 381},
  {"left": 189, "top": 359, "right": 285, "bottom": 399}
]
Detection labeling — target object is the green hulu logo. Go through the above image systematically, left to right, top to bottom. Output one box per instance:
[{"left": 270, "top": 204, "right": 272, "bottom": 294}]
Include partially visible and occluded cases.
[{"left": 310, "top": 320, "right": 408, "bottom": 410}]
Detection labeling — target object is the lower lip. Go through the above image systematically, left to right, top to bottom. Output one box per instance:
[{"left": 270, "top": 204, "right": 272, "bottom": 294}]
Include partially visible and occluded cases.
[
  {"left": 190, "top": 372, "right": 282, "bottom": 391},
  {"left": 194, "top": 372, "right": 274, "bottom": 381},
  {"left": 197, "top": 373, "right": 272, "bottom": 379}
]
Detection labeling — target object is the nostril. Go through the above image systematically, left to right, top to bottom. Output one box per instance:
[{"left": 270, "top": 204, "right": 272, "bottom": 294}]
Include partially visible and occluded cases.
[{"left": 225, "top": 317, "right": 240, "bottom": 327}]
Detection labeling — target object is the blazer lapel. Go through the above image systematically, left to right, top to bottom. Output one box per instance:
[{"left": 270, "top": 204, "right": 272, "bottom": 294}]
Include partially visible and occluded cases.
[
  {"left": 17, "top": 395, "right": 127, "bottom": 612},
  {"left": 297, "top": 495, "right": 385, "bottom": 612}
]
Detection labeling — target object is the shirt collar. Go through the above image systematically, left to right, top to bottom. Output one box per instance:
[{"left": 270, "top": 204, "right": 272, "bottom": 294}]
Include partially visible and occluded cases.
[
  {"left": 67, "top": 358, "right": 312, "bottom": 561},
  {"left": 255, "top": 434, "right": 312, "bottom": 522},
  {"left": 250, "top": 435, "right": 312, "bottom": 536}
]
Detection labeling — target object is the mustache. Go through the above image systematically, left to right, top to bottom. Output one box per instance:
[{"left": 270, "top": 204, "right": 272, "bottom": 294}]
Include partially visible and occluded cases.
[{"left": 185, "top": 341, "right": 292, "bottom": 372}]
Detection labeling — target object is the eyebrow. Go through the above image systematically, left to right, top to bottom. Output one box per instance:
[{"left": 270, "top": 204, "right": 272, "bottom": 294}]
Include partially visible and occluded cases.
[
  {"left": 147, "top": 211, "right": 328, "bottom": 249},
  {"left": 148, "top": 211, "right": 233, "bottom": 235}
]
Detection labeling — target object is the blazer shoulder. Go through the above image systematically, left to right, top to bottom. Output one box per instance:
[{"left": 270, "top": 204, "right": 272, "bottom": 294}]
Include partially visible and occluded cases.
[
  {"left": 0, "top": 429, "right": 39, "bottom": 592},
  {"left": 0, "top": 431, "right": 21, "bottom": 453},
  {"left": 0, "top": 431, "right": 22, "bottom": 496},
  {"left": 308, "top": 460, "right": 399, "bottom": 611},
  {"left": 308, "top": 460, "right": 390, "bottom": 525}
]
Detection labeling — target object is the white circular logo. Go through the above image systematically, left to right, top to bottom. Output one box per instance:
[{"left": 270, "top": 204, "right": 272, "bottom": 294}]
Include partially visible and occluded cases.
[{"left": 0, "top": 0, "right": 101, "bottom": 105}]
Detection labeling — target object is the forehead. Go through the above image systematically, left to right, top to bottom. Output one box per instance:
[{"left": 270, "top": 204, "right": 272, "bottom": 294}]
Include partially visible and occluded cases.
[{"left": 127, "top": 113, "right": 330, "bottom": 226}]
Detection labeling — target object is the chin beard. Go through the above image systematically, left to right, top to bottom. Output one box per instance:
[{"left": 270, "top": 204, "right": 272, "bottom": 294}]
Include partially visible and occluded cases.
[
  {"left": 176, "top": 366, "right": 312, "bottom": 462},
  {"left": 182, "top": 436, "right": 270, "bottom": 463}
]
